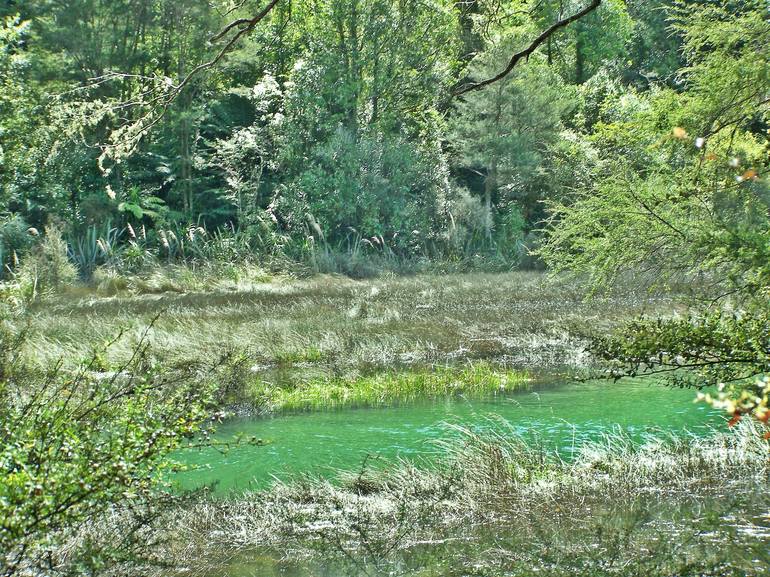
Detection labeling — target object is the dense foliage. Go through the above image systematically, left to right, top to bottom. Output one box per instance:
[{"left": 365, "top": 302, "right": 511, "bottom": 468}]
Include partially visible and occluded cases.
[
  {"left": 0, "top": 0, "right": 685, "bottom": 276},
  {"left": 1, "top": 0, "right": 769, "bottom": 572},
  {"left": 539, "top": 2, "right": 770, "bottom": 428},
  {"left": 0, "top": 315, "right": 222, "bottom": 576}
]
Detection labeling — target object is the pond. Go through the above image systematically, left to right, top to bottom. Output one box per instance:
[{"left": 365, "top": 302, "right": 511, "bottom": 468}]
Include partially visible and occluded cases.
[{"left": 175, "top": 377, "right": 723, "bottom": 494}]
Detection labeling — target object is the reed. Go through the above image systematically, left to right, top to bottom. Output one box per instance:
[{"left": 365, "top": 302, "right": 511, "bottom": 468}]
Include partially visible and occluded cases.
[{"left": 146, "top": 421, "right": 770, "bottom": 577}]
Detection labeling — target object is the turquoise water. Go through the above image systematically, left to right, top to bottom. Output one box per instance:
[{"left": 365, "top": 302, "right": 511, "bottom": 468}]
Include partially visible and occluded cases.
[{"left": 176, "top": 378, "right": 722, "bottom": 494}]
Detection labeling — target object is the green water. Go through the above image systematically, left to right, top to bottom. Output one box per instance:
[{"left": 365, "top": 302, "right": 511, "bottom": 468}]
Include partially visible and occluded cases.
[{"left": 176, "top": 378, "right": 722, "bottom": 494}]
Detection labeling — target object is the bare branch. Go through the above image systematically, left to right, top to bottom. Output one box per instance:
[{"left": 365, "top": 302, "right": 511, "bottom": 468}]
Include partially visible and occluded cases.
[{"left": 454, "top": 0, "right": 602, "bottom": 95}]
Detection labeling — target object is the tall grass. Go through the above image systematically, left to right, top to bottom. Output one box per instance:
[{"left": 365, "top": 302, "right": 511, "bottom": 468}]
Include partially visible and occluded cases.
[
  {"left": 298, "top": 224, "right": 418, "bottom": 278},
  {"left": 16, "top": 272, "right": 678, "bottom": 390},
  {"left": 248, "top": 363, "right": 530, "bottom": 412},
  {"left": 136, "top": 421, "right": 769, "bottom": 577}
]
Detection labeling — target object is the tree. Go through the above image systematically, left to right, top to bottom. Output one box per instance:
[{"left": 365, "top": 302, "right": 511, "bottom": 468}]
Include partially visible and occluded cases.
[
  {"left": 210, "top": 0, "right": 460, "bottom": 251},
  {"left": 453, "top": 0, "right": 604, "bottom": 94},
  {"left": 539, "top": 1, "right": 770, "bottom": 428},
  {"left": 0, "top": 16, "right": 38, "bottom": 214},
  {"left": 451, "top": 49, "right": 575, "bottom": 243}
]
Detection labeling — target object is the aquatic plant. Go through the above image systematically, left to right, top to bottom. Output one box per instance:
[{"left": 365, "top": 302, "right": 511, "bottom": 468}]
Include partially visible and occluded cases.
[
  {"left": 248, "top": 363, "right": 530, "bottom": 412},
  {"left": 143, "top": 421, "right": 769, "bottom": 577}
]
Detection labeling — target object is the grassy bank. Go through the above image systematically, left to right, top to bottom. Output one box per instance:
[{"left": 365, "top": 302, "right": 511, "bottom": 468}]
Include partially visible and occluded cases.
[
  {"left": 6, "top": 271, "right": 767, "bottom": 576},
  {"left": 7, "top": 271, "right": 678, "bottom": 413},
  {"left": 18, "top": 271, "right": 676, "bottom": 377},
  {"left": 247, "top": 363, "right": 530, "bottom": 412},
  {"left": 94, "top": 421, "right": 769, "bottom": 577}
]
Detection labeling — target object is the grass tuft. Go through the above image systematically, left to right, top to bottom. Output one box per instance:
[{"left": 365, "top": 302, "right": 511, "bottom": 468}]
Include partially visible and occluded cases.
[
  {"left": 248, "top": 363, "right": 530, "bottom": 412},
  {"left": 138, "top": 421, "right": 770, "bottom": 577}
]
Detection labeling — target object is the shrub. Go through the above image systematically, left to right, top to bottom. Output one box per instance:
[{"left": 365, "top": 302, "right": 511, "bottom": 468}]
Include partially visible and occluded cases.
[
  {"left": 270, "top": 128, "right": 453, "bottom": 257},
  {"left": 0, "top": 214, "right": 35, "bottom": 278},
  {"left": 68, "top": 221, "right": 123, "bottom": 279},
  {"left": 0, "top": 317, "right": 218, "bottom": 576}
]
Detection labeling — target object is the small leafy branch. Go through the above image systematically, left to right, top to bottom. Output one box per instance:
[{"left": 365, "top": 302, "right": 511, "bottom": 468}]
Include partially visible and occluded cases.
[{"left": 0, "top": 314, "right": 222, "bottom": 576}]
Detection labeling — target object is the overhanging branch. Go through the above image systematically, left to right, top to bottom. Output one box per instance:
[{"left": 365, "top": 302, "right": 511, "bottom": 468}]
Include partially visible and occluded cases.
[
  {"left": 91, "top": 0, "right": 282, "bottom": 167},
  {"left": 173, "top": 0, "right": 282, "bottom": 98},
  {"left": 454, "top": 0, "right": 602, "bottom": 95}
]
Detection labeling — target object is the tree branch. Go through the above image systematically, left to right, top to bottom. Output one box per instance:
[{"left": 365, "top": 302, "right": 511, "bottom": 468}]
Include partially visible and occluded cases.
[
  {"left": 88, "top": 0, "right": 282, "bottom": 168},
  {"left": 173, "top": 0, "right": 282, "bottom": 98},
  {"left": 454, "top": 0, "right": 602, "bottom": 95}
]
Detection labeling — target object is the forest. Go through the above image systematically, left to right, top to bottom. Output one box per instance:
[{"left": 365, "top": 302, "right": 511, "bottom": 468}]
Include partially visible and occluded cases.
[{"left": 1, "top": 0, "right": 769, "bottom": 576}]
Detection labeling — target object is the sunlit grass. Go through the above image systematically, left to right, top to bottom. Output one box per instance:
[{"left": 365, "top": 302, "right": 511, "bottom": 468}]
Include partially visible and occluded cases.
[
  {"left": 20, "top": 271, "right": 678, "bottom": 376},
  {"left": 24, "top": 271, "right": 762, "bottom": 576},
  {"left": 248, "top": 363, "right": 530, "bottom": 412}
]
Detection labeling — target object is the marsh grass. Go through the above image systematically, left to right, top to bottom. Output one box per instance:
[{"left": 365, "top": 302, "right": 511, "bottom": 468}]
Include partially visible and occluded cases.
[
  {"left": 92, "top": 262, "right": 277, "bottom": 295},
  {"left": 17, "top": 269, "right": 755, "bottom": 576},
  {"left": 8, "top": 270, "right": 763, "bottom": 576},
  {"left": 7, "top": 271, "right": 685, "bottom": 413},
  {"left": 18, "top": 272, "right": 678, "bottom": 378},
  {"left": 248, "top": 363, "right": 530, "bottom": 412},
  {"left": 144, "top": 421, "right": 769, "bottom": 577}
]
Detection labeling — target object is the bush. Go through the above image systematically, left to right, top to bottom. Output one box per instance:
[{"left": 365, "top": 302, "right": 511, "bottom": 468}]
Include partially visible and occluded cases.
[
  {"left": 0, "top": 214, "right": 35, "bottom": 278},
  {"left": 68, "top": 221, "right": 122, "bottom": 278},
  {"left": 0, "top": 317, "right": 218, "bottom": 576}
]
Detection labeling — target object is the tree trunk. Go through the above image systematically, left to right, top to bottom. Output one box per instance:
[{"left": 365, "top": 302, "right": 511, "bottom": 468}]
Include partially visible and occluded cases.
[
  {"left": 348, "top": 0, "right": 360, "bottom": 134},
  {"left": 177, "top": 8, "right": 193, "bottom": 218},
  {"left": 485, "top": 158, "right": 497, "bottom": 243}
]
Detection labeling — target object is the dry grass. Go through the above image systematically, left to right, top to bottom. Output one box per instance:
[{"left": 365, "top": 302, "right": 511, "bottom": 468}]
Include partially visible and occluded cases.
[
  {"left": 19, "top": 272, "right": 677, "bottom": 375},
  {"left": 145, "top": 421, "right": 770, "bottom": 577}
]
